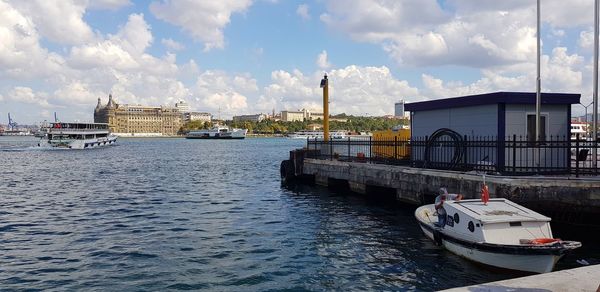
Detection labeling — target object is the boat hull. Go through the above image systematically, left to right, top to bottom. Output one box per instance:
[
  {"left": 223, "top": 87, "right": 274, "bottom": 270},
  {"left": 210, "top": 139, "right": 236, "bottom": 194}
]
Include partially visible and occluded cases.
[
  {"left": 39, "top": 135, "right": 117, "bottom": 149},
  {"left": 185, "top": 136, "right": 245, "bottom": 140},
  {"left": 415, "top": 204, "right": 579, "bottom": 274},
  {"left": 418, "top": 224, "right": 560, "bottom": 273}
]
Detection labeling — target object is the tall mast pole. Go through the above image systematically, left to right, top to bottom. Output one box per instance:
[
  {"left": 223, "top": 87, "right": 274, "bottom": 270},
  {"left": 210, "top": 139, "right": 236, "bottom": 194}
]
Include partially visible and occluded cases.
[
  {"left": 536, "top": 0, "right": 542, "bottom": 143},
  {"left": 593, "top": 0, "right": 599, "bottom": 168},
  {"left": 320, "top": 74, "right": 329, "bottom": 142}
]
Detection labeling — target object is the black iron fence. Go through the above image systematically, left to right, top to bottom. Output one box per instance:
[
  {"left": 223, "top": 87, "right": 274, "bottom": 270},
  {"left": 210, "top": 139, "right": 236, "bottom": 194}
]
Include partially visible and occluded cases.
[{"left": 306, "top": 134, "right": 600, "bottom": 176}]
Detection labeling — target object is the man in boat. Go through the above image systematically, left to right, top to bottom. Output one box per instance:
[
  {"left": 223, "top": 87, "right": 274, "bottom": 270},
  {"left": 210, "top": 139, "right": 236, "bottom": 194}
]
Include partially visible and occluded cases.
[{"left": 434, "top": 187, "right": 463, "bottom": 228}]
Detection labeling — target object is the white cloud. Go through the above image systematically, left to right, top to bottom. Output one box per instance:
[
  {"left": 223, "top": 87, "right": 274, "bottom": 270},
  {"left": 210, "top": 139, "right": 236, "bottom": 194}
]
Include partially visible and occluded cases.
[
  {"left": 9, "top": 0, "right": 96, "bottom": 45},
  {"left": 88, "top": 0, "right": 131, "bottom": 10},
  {"left": 149, "top": 0, "right": 253, "bottom": 51},
  {"left": 0, "top": 1, "right": 67, "bottom": 78},
  {"left": 320, "top": 1, "right": 593, "bottom": 68},
  {"left": 296, "top": 4, "right": 310, "bottom": 20},
  {"left": 68, "top": 13, "right": 177, "bottom": 76},
  {"left": 579, "top": 29, "right": 593, "bottom": 49},
  {"left": 161, "top": 38, "right": 185, "bottom": 51},
  {"left": 420, "top": 47, "right": 585, "bottom": 99},
  {"left": 316, "top": 50, "right": 331, "bottom": 70},
  {"left": 264, "top": 66, "right": 419, "bottom": 116},
  {"left": 191, "top": 70, "right": 260, "bottom": 115},
  {"left": 50, "top": 81, "right": 105, "bottom": 106},
  {"left": 7, "top": 86, "right": 50, "bottom": 107}
]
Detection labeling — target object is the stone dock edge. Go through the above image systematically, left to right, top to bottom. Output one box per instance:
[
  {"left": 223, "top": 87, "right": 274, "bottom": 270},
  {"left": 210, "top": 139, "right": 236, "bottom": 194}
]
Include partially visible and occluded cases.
[{"left": 439, "top": 264, "right": 600, "bottom": 292}]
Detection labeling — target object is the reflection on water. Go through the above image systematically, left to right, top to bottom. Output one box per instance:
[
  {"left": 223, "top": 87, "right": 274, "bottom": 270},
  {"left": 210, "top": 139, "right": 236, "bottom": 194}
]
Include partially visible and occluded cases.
[{"left": 0, "top": 136, "right": 596, "bottom": 291}]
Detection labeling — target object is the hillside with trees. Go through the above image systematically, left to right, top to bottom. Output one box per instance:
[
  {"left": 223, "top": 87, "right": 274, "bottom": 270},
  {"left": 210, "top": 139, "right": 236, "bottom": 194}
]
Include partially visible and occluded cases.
[{"left": 180, "top": 114, "right": 407, "bottom": 135}]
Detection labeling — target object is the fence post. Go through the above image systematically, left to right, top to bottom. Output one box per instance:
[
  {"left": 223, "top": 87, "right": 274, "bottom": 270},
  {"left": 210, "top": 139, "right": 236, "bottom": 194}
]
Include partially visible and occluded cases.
[
  {"left": 575, "top": 133, "right": 580, "bottom": 177},
  {"left": 369, "top": 135, "right": 372, "bottom": 163},
  {"left": 463, "top": 135, "right": 468, "bottom": 171},
  {"left": 497, "top": 135, "right": 505, "bottom": 174},
  {"left": 512, "top": 135, "right": 517, "bottom": 174},
  {"left": 347, "top": 136, "right": 351, "bottom": 160},
  {"left": 394, "top": 136, "right": 398, "bottom": 164},
  {"left": 329, "top": 137, "right": 333, "bottom": 160}
]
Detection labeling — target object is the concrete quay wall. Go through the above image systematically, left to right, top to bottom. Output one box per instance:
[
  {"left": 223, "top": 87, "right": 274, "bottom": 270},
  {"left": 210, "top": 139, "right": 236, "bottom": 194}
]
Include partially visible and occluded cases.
[
  {"left": 301, "top": 158, "right": 600, "bottom": 222},
  {"left": 440, "top": 264, "right": 600, "bottom": 292}
]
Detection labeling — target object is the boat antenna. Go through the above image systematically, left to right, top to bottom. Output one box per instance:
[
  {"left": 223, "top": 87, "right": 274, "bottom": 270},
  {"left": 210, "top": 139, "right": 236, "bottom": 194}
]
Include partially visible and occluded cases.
[{"left": 54, "top": 112, "right": 59, "bottom": 123}]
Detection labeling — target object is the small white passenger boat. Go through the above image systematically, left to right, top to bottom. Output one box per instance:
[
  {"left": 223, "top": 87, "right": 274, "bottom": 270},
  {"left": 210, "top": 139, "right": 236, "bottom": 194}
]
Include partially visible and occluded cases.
[
  {"left": 39, "top": 122, "right": 117, "bottom": 149},
  {"left": 186, "top": 126, "right": 247, "bottom": 139},
  {"left": 288, "top": 130, "right": 346, "bottom": 140},
  {"left": 415, "top": 198, "right": 581, "bottom": 273}
]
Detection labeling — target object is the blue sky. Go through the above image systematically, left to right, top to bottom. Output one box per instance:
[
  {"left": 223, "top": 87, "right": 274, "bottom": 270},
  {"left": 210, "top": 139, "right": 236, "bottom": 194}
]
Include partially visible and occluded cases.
[{"left": 0, "top": 0, "right": 598, "bottom": 124}]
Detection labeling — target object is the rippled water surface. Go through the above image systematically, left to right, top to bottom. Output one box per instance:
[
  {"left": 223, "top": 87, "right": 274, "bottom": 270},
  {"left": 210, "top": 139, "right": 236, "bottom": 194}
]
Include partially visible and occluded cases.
[{"left": 1, "top": 136, "right": 598, "bottom": 291}]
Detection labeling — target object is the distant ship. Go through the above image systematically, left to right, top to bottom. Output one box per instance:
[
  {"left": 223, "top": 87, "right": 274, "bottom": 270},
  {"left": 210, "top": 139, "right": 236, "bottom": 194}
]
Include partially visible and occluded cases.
[
  {"left": 38, "top": 122, "right": 117, "bottom": 149},
  {"left": 186, "top": 126, "right": 247, "bottom": 139},
  {"left": 0, "top": 129, "right": 32, "bottom": 136},
  {"left": 287, "top": 130, "right": 346, "bottom": 140}
]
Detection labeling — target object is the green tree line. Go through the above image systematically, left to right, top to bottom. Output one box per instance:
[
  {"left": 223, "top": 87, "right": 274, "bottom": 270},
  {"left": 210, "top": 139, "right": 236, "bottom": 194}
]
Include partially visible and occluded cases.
[{"left": 180, "top": 115, "right": 407, "bottom": 134}]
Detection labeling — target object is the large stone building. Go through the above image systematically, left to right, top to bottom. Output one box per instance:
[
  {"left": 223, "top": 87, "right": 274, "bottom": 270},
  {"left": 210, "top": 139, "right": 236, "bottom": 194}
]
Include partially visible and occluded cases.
[
  {"left": 94, "top": 94, "right": 182, "bottom": 136},
  {"left": 280, "top": 109, "right": 324, "bottom": 122},
  {"left": 184, "top": 112, "right": 212, "bottom": 123},
  {"left": 233, "top": 113, "right": 267, "bottom": 122}
]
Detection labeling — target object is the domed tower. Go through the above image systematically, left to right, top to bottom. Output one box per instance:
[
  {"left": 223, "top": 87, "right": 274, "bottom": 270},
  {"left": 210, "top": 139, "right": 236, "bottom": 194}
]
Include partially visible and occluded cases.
[
  {"left": 107, "top": 94, "right": 116, "bottom": 108},
  {"left": 94, "top": 97, "right": 103, "bottom": 123},
  {"left": 95, "top": 97, "right": 102, "bottom": 111}
]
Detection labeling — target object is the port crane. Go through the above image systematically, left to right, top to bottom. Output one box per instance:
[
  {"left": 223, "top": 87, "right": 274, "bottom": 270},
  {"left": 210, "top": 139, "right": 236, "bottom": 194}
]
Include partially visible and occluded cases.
[{"left": 7, "top": 113, "right": 18, "bottom": 131}]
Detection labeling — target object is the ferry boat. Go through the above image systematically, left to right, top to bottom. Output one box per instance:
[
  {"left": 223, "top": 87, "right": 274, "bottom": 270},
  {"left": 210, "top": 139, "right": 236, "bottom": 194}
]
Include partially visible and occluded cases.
[
  {"left": 38, "top": 122, "right": 117, "bottom": 149},
  {"left": 186, "top": 126, "right": 247, "bottom": 139},
  {"left": 0, "top": 129, "right": 32, "bottom": 136},
  {"left": 288, "top": 130, "right": 346, "bottom": 140},
  {"left": 415, "top": 198, "right": 581, "bottom": 273}
]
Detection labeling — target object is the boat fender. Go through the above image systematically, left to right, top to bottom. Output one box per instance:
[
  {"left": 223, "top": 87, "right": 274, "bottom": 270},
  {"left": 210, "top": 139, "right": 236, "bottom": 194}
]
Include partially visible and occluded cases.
[
  {"left": 280, "top": 160, "right": 295, "bottom": 183},
  {"left": 432, "top": 229, "right": 443, "bottom": 246},
  {"left": 531, "top": 238, "right": 561, "bottom": 245}
]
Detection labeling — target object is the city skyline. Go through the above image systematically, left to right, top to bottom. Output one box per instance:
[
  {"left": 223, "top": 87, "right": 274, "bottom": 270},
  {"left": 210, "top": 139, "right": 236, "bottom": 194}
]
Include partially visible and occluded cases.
[{"left": 1, "top": 0, "right": 599, "bottom": 124}]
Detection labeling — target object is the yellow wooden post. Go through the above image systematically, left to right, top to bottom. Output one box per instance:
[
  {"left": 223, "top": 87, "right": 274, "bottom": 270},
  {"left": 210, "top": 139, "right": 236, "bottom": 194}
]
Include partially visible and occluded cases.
[{"left": 320, "top": 74, "right": 329, "bottom": 142}]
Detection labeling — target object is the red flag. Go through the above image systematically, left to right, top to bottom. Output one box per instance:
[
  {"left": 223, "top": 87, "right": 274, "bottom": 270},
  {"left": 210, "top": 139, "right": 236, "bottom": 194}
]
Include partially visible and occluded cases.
[{"left": 481, "top": 184, "right": 490, "bottom": 205}]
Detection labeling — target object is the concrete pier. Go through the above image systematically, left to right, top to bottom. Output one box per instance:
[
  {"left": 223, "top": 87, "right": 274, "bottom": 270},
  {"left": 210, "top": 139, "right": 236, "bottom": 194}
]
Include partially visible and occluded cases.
[
  {"left": 297, "top": 158, "right": 600, "bottom": 224},
  {"left": 440, "top": 264, "right": 600, "bottom": 292}
]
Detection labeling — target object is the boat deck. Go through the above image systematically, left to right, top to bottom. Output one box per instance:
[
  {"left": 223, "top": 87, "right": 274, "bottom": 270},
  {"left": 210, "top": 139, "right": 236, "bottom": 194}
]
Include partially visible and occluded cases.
[{"left": 450, "top": 199, "right": 550, "bottom": 223}]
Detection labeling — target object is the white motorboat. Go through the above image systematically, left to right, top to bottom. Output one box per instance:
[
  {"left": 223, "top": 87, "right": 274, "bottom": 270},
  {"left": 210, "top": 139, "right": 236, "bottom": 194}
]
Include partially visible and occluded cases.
[
  {"left": 38, "top": 122, "right": 117, "bottom": 149},
  {"left": 186, "top": 126, "right": 247, "bottom": 139},
  {"left": 288, "top": 130, "right": 346, "bottom": 140},
  {"left": 415, "top": 198, "right": 581, "bottom": 273}
]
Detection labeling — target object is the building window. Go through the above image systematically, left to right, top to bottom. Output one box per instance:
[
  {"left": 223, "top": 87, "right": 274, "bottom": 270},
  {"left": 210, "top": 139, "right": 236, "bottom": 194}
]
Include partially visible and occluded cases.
[{"left": 526, "top": 114, "right": 547, "bottom": 142}]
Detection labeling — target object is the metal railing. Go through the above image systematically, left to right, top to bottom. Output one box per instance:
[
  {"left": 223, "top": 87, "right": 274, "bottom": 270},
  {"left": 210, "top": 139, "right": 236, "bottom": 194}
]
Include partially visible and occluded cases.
[{"left": 306, "top": 134, "right": 600, "bottom": 176}]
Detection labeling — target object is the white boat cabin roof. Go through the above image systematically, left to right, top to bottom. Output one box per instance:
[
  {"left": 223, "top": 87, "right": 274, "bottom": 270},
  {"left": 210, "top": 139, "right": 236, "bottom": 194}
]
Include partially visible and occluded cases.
[{"left": 447, "top": 198, "right": 550, "bottom": 224}]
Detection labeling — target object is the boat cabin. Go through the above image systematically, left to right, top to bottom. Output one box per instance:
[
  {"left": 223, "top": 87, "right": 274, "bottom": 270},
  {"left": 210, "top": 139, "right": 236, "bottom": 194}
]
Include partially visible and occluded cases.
[
  {"left": 49, "top": 123, "right": 109, "bottom": 130},
  {"left": 442, "top": 198, "right": 553, "bottom": 245}
]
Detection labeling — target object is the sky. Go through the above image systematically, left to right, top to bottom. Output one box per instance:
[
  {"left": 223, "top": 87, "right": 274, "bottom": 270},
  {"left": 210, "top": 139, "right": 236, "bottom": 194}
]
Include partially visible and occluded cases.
[{"left": 0, "top": 0, "right": 598, "bottom": 124}]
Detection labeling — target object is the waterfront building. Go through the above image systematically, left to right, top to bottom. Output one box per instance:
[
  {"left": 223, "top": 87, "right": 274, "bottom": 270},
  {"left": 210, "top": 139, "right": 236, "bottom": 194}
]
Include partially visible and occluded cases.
[
  {"left": 405, "top": 91, "right": 580, "bottom": 171},
  {"left": 94, "top": 94, "right": 182, "bottom": 136},
  {"left": 395, "top": 100, "right": 405, "bottom": 117},
  {"left": 175, "top": 101, "right": 191, "bottom": 113},
  {"left": 280, "top": 109, "right": 325, "bottom": 122},
  {"left": 281, "top": 110, "right": 305, "bottom": 122},
  {"left": 184, "top": 112, "right": 212, "bottom": 123},
  {"left": 232, "top": 113, "right": 267, "bottom": 122}
]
